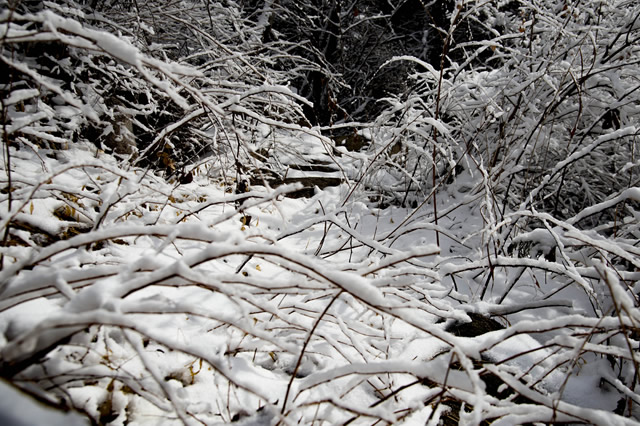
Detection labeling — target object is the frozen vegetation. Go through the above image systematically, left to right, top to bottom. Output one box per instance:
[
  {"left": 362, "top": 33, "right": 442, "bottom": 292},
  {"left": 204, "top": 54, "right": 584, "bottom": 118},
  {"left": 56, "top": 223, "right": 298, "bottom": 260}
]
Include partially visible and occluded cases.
[{"left": 1, "top": 0, "right": 639, "bottom": 424}]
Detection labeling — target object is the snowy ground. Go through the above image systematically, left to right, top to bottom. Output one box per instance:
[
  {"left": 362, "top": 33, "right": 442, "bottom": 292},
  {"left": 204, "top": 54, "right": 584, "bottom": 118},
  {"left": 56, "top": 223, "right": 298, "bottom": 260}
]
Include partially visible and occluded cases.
[{"left": 0, "top": 139, "right": 637, "bottom": 425}]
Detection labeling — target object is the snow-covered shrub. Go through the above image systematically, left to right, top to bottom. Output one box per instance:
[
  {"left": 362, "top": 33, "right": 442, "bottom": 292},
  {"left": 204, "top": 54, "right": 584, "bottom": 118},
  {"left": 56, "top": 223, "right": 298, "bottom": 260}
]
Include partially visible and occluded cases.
[
  {"left": 0, "top": 0, "right": 325, "bottom": 181},
  {"left": 1, "top": 0, "right": 639, "bottom": 425},
  {"left": 344, "top": 0, "right": 640, "bottom": 421},
  {"left": 363, "top": 0, "right": 639, "bottom": 216},
  {"left": 453, "top": 0, "right": 639, "bottom": 221},
  {"left": 4, "top": 138, "right": 635, "bottom": 424}
]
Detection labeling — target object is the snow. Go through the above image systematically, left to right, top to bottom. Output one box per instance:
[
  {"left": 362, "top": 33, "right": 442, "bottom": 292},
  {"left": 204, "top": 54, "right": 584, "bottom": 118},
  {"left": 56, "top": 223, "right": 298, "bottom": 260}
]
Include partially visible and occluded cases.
[
  {"left": 2, "top": 2, "right": 639, "bottom": 425},
  {"left": 3, "top": 89, "right": 40, "bottom": 106},
  {"left": 1, "top": 124, "right": 636, "bottom": 425},
  {"left": 0, "top": 379, "right": 89, "bottom": 426}
]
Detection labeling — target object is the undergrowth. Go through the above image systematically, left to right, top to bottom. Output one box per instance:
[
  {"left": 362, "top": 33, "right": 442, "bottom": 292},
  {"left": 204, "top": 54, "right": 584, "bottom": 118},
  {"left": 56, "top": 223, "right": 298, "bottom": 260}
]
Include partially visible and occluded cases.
[{"left": 1, "top": 0, "right": 639, "bottom": 425}]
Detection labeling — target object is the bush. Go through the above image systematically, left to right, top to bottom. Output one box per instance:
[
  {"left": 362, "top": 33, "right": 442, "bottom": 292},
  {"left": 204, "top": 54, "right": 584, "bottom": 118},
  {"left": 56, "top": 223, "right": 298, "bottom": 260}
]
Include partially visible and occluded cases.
[{"left": 1, "top": 0, "right": 639, "bottom": 424}]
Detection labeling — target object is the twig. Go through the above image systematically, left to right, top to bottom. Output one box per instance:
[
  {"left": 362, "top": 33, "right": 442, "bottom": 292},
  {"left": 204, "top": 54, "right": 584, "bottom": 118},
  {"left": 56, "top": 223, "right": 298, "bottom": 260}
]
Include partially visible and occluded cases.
[{"left": 281, "top": 290, "right": 342, "bottom": 415}]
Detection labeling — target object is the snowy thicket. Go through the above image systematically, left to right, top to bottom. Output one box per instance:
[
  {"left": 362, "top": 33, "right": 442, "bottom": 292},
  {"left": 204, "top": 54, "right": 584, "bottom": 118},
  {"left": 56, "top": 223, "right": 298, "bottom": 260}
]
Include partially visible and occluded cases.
[{"left": 1, "top": 0, "right": 639, "bottom": 425}]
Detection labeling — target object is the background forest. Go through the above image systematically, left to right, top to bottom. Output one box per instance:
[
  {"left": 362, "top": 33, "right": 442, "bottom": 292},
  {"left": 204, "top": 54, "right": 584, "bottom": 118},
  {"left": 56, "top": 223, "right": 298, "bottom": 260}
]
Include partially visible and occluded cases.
[{"left": 1, "top": 0, "right": 640, "bottom": 424}]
